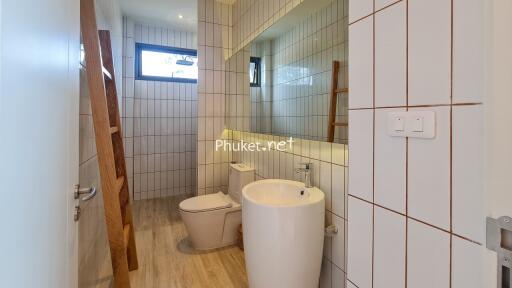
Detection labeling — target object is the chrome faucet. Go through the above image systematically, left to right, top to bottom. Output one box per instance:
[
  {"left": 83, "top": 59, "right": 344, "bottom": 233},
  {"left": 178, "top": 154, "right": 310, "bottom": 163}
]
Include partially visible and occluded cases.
[{"left": 295, "top": 163, "right": 313, "bottom": 188}]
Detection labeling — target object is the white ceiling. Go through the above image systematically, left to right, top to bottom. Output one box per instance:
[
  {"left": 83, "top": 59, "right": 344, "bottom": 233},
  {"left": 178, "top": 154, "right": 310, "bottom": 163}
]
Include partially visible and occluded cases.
[{"left": 120, "top": 0, "right": 198, "bottom": 32}]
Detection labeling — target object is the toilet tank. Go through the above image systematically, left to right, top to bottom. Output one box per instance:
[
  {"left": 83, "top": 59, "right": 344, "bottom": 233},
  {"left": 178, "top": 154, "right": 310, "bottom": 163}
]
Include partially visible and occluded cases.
[{"left": 228, "top": 163, "right": 255, "bottom": 203}]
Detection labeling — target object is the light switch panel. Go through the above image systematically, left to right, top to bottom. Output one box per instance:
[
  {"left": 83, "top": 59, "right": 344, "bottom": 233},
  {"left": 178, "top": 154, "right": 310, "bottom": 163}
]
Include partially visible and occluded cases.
[
  {"left": 387, "top": 111, "right": 435, "bottom": 138},
  {"left": 406, "top": 111, "right": 435, "bottom": 138},
  {"left": 387, "top": 112, "right": 408, "bottom": 137}
]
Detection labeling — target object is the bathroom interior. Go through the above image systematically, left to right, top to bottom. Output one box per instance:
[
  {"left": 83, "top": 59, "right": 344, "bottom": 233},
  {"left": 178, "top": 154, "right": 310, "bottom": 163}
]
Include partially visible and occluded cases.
[
  {"left": 1, "top": 0, "right": 510, "bottom": 288},
  {"left": 78, "top": 0, "right": 496, "bottom": 287}
]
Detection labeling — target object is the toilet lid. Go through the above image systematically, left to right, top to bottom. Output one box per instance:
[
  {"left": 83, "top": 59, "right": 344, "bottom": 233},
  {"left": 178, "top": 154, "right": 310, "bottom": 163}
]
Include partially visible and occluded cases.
[{"left": 179, "top": 192, "right": 233, "bottom": 213}]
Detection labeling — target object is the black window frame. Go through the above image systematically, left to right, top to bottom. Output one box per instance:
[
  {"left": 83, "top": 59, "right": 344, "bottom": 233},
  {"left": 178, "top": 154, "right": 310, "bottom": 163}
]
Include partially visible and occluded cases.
[
  {"left": 135, "top": 43, "right": 198, "bottom": 83},
  {"left": 249, "top": 57, "right": 261, "bottom": 87}
]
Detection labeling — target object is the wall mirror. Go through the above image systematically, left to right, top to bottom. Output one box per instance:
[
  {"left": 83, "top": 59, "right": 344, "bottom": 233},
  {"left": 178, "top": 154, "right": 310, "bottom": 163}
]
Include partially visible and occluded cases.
[{"left": 225, "top": 0, "right": 348, "bottom": 144}]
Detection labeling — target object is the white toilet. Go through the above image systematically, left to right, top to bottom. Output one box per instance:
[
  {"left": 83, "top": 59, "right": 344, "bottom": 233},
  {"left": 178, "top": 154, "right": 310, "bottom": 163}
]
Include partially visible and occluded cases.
[{"left": 179, "top": 163, "right": 254, "bottom": 250}]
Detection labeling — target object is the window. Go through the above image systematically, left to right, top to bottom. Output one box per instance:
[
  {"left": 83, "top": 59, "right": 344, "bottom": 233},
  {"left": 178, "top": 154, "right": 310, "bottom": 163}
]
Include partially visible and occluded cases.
[
  {"left": 135, "top": 43, "right": 198, "bottom": 83},
  {"left": 249, "top": 57, "right": 261, "bottom": 87}
]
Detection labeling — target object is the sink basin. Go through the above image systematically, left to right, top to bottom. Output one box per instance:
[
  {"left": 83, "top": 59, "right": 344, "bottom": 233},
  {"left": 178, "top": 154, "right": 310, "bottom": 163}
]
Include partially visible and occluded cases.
[{"left": 242, "top": 179, "right": 325, "bottom": 288}]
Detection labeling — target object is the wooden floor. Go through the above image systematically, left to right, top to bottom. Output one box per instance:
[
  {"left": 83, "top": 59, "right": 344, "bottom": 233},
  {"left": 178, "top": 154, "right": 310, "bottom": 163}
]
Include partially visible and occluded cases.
[{"left": 129, "top": 195, "right": 248, "bottom": 288}]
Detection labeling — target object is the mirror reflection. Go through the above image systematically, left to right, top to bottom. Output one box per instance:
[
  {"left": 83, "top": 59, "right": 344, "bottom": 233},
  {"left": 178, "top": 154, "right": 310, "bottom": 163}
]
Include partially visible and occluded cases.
[{"left": 225, "top": 0, "right": 349, "bottom": 144}]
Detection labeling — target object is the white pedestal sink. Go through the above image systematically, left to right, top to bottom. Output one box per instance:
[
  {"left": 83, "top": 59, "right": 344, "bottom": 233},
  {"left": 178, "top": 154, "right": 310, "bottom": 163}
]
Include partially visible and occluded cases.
[{"left": 242, "top": 179, "right": 325, "bottom": 288}]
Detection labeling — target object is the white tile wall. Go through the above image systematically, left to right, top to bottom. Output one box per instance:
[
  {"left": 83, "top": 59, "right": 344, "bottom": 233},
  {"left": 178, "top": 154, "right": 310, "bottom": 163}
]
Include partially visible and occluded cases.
[
  {"left": 197, "top": 0, "right": 232, "bottom": 196},
  {"left": 231, "top": 0, "right": 306, "bottom": 55},
  {"left": 347, "top": 0, "right": 484, "bottom": 287},
  {"left": 349, "top": 0, "right": 373, "bottom": 23},
  {"left": 375, "top": 0, "right": 400, "bottom": 11},
  {"left": 408, "top": 0, "right": 451, "bottom": 106},
  {"left": 453, "top": 0, "right": 484, "bottom": 104},
  {"left": 241, "top": 1, "right": 348, "bottom": 143},
  {"left": 374, "top": 2, "right": 406, "bottom": 107},
  {"left": 348, "top": 17, "right": 373, "bottom": 109},
  {"left": 122, "top": 19, "right": 198, "bottom": 200},
  {"left": 452, "top": 105, "right": 484, "bottom": 242},
  {"left": 408, "top": 106, "right": 451, "bottom": 230},
  {"left": 374, "top": 108, "right": 406, "bottom": 213},
  {"left": 348, "top": 109, "right": 373, "bottom": 202},
  {"left": 347, "top": 196, "right": 373, "bottom": 288},
  {"left": 373, "top": 207, "right": 406, "bottom": 288},
  {"left": 407, "top": 219, "right": 450, "bottom": 288},
  {"left": 452, "top": 237, "right": 483, "bottom": 288}
]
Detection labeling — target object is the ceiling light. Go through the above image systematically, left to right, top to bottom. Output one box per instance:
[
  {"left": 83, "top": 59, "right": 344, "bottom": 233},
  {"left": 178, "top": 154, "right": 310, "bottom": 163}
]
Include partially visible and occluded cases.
[{"left": 178, "top": 14, "right": 183, "bottom": 19}]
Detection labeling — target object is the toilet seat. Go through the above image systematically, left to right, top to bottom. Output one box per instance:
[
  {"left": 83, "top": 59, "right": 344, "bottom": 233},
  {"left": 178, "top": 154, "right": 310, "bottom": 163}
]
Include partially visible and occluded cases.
[{"left": 179, "top": 192, "right": 233, "bottom": 213}]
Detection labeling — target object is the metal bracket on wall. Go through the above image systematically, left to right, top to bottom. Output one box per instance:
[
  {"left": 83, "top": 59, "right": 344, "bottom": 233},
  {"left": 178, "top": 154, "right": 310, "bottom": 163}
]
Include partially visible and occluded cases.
[{"left": 487, "top": 216, "right": 512, "bottom": 288}]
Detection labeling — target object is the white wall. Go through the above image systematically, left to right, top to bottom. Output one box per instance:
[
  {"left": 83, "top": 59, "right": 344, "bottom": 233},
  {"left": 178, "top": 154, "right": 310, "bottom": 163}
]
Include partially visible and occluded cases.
[
  {"left": 0, "top": 0, "right": 79, "bottom": 287},
  {"left": 347, "top": 0, "right": 485, "bottom": 287},
  {"left": 122, "top": 19, "right": 198, "bottom": 200}
]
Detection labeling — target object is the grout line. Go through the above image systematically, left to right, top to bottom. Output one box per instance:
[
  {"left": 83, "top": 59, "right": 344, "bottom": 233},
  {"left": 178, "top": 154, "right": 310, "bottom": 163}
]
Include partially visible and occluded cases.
[
  {"left": 372, "top": 0, "right": 376, "bottom": 286},
  {"left": 405, "top": 0, "right": 409, "bottom": 286},
  {"left": 449, "top": 0, "right": 454, "bottom": 286},
  {"left": 349, "top": 102, "right": 482, "bottom": 111},
  {"left": 347, "top": 194, "right": 481, "bottom": 246}
]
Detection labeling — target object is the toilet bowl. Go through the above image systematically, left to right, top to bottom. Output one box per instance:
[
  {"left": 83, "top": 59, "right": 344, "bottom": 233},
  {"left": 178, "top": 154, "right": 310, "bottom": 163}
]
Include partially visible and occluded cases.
[{"left": 179, "top": 163, "right": 254, "bottom": 250}]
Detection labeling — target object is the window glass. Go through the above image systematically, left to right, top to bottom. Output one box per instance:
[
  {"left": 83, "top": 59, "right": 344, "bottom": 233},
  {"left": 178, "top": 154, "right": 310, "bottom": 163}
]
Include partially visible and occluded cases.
[{"left": 136, "top": 43, "right": 198, "bottom": 83}]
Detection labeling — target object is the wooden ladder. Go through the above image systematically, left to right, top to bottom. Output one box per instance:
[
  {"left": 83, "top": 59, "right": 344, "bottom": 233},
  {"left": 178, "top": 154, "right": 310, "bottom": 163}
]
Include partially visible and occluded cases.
[
  {"left": 81, "top": 0, "right": 138, "bottom": 287},
  {"left": 327, "top": 60, "right": 348, "bottom": 142}
]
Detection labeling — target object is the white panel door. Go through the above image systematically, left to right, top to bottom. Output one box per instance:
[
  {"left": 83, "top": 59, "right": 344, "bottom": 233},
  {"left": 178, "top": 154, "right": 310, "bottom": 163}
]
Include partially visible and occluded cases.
[
  {"left": 0, "top": 0, "right": 80, "bottom": 287},
  {"left": 483, "top": 0, "right": 512, "bottom": 287}
]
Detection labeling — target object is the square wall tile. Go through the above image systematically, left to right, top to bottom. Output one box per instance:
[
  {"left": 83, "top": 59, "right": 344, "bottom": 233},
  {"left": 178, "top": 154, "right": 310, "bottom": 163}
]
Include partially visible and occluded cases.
[
  {"left": 349, "top": 0, "right": 373, "bottom": 23},
  {"left": 408, "top": 0, "right": 451, "bottom": 106},
  {"left": 453, "top": 0, "right": 484, "bottom": 104},
  {"left": 375, "top": 2, "right": 406, "bottom": 107},
  {"left": 349, "top": 17, "right": 373, "bottom": 109},
  {"left": 453, "top": 105, "right": 484, "bottom": 242},
  {"left": 408, "top": 107, "right": 450, "bottom": 230},
  {"left": 374, "top": 108, "right": 406, "bottom": 213},
  {"left": 348, "top": 109, "right": 373, "bottom": 202},
  {"left": 347, "top": 196, "right": 373, "bottom": 288},
  {"left": 373, "top": 207, "right": 406, "bottom": 288},
  {"left": 407, "top": 219, "right": 450, "bottom": 288},
  {"left": 452, "top": 237, "right": 483, "bottom": 288}
]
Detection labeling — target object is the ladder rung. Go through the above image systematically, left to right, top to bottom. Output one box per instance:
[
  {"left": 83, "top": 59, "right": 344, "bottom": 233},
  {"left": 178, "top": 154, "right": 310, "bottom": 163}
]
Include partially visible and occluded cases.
[
  {"left": 102, "top": 66, "right": 112, "bottom": 80},
  {"left": 335, "top": 88, "right": 348, "bottom": 93},
  {"left": 332, "top": 122, "right": 348, "bottom": 127},
  {"left": 110, "top": 126, "right": 119, "bottom": 134},
  {"left": 115, "top": 176, "right": 125, "bottom": 194},
  {"left": 123, "top": 224, "right": 130, "bottom": 249}
]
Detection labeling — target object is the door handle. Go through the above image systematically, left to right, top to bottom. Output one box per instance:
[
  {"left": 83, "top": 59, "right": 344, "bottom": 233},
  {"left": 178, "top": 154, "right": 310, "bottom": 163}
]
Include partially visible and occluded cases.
[{"left": 74, "top": 184, "right": 97, "bottom": 201}]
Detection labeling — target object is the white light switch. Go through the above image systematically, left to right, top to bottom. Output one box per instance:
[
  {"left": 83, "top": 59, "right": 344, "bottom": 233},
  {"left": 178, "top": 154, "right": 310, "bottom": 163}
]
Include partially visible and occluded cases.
[
  {"left": 387, "top": 111, "right": 435, "bottom": 138},
  {"left": 406, "top": 111, "right": 435, "bottom": 138},
  {"left": 387, "top": 112, "right": 408, "bottom": 137},
  {"left": 394, "top": 116, "right": 405, "bottom": 131},
  {"left": 411, "top": 116, "right": 424, "bottom": 132}
]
